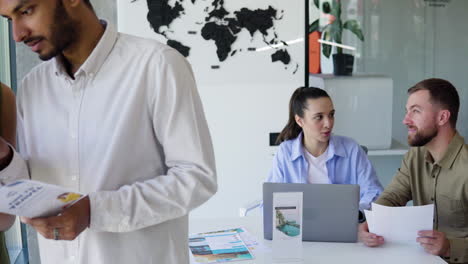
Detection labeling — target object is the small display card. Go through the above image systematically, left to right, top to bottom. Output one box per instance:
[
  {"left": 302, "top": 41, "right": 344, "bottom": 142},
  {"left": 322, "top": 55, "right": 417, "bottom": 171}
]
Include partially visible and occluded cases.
[{"left": 272, "top": 192, "right": 303, "bottom": 262}]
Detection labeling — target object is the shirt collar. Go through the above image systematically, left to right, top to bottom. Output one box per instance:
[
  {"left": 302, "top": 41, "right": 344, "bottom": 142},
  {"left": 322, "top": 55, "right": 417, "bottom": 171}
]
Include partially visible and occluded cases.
[
  {"left": 53, "top": 20, "right": 118, "bottom": 78},
  {"left": 290, "top": 132, "right": 346, "bottom": 161},
  {"left": 425, "top": 132, "right": 465, "bottom": 169},
  {"left": 290, "top": 133, "right": 304, "bottom": 161},
  {"left": 328, "top": 135, "right": 347, "bottom": 158}
]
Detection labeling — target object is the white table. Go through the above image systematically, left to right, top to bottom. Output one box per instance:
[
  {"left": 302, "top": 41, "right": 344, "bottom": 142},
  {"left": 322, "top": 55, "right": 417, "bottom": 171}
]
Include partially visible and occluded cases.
[{"left": 189, "top": 215, "right": 446, "bottom": 264}]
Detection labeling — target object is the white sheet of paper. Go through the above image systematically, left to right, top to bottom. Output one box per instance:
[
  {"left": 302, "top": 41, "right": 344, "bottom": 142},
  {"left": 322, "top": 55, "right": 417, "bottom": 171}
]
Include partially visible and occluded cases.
[
  {"left": 367, "top": 203, "right": 434, "bottom": 243},
  {"left": 364, "top": 209, "right": 374, "bottom": 230},
  {"left": 237, "top": 227, "right": 270, "bottom": 253}
]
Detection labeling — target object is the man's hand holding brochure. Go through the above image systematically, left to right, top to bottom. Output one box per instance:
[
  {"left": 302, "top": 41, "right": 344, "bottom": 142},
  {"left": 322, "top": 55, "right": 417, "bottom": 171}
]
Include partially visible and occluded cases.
[
  {"left": 0, "top": 179, "right": 84, "bottom": 218},
  {"left": 0, "top": 179, "right": 91, "bottom": 241},
  {"left": 361, "top": 203, "right": 451, "bottom": 257},
  {"left": 363, "top": 203, "right": 434, "bottom": 244}
]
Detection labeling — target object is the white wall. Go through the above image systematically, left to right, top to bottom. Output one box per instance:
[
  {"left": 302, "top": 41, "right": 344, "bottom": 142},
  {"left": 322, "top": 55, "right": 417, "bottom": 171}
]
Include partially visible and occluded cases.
[{"left": 191, "top": 82, "right": 300, "bottom": 219}]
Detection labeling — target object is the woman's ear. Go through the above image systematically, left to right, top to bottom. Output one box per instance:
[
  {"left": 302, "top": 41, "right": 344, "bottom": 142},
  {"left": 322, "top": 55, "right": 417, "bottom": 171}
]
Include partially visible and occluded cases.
[{"left": 295, "top": 115, "right": 303, "bottom": 128}]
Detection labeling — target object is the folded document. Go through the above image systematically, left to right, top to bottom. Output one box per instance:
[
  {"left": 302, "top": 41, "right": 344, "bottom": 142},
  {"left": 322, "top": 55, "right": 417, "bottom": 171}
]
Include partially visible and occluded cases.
[
  {"left": 0, "top": 179, "right": 83, "bottom": 218},
  {"left": 365, "top": 203, "right": 434, "bottom": 243}
]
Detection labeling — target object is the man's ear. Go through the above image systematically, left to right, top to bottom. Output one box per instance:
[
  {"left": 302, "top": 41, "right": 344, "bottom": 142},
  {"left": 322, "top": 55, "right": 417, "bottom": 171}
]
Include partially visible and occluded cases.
[
  {"left": 64, "top": 0, "right": 80, "bottom": 8},
  {"left": 437, "top": 109, "right": 451, "bottom": 126},
  {"left": 295, "top": 115, "right": 303, "bottom": 128}
]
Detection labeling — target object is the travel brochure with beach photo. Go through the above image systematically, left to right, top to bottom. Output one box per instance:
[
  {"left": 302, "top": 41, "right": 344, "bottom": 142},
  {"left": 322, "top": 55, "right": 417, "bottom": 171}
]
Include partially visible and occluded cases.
[
  {"left": 0, "top": 179, "right": 83, "bottom": 218},
  {"left": 272, "top": 192, "right": 303, "bottom": 261},
  {"left": 275, "top": 206, "right": 301, "bottom": 237}
]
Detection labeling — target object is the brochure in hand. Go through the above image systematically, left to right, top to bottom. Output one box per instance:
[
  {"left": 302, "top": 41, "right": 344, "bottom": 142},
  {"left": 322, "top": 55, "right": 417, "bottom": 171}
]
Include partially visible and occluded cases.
[
  {"left": 0, "top": 179, "right": 83, "bottom": 218},
  {"left": 189, "top": 227, "right": 254, "bottom": 263}
]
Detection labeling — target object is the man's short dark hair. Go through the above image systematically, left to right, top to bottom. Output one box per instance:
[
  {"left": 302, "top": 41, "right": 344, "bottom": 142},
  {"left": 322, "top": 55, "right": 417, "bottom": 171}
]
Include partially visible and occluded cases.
[
  {"left": 84, "top": 0, "right": 93, "bottom": 10},
  {"left": 408, "top": 78, "right": 460, "bottom": 128}
]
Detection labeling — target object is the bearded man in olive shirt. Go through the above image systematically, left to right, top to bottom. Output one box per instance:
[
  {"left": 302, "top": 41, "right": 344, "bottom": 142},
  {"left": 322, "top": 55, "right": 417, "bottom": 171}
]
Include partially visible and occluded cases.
[{"left": 359, "top": 78, "right": 468, "bottom": 263}]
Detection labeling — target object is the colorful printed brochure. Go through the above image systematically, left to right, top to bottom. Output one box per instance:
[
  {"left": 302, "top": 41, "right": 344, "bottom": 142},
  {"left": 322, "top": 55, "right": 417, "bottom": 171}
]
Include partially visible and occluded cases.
[
  {"left": 0, "top": 179, "right": 83, "bottom": 218},
  {"left": 272, "top": 192, "right": 303, "bottom": 262},
  {"left": 199, "top": 227, "right": 267, "bottom": 254},
  {"left": 189, "top": 228, "right": 254, "bottom": 263}
]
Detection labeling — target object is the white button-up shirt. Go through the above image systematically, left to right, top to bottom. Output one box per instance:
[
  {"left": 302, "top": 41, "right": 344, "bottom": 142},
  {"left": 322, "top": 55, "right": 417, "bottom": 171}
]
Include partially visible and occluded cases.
[{"left": 3, "top": 22, "right": 217, "bottom": 264}]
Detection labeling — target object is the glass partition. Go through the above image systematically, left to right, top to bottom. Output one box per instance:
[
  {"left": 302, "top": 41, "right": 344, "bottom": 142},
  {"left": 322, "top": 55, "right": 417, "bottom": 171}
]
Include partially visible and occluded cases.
[
  {"left": 307, "top": 0, "right": 468, "bottom": 146},
  {"left": 0, "top": 17, "right": 28, "bottom": 264},
  {"left": 0, "top": 18, "right": 11, "bottom": 86}
]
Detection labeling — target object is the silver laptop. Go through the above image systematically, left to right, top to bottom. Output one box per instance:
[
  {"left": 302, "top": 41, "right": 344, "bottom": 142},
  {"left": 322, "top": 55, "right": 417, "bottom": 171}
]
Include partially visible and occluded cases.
[{"left": 263, "top": 182, "right": 360, "bottom": 242}]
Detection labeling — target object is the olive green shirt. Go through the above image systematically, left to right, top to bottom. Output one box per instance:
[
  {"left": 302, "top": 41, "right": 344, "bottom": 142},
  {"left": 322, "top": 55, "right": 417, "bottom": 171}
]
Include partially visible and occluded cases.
[
  {"left": 376, "top": 132, "right": 468, "bottom": 264},
  {"left": 0, "top": 231, "right": 9, "bottom": 264}
]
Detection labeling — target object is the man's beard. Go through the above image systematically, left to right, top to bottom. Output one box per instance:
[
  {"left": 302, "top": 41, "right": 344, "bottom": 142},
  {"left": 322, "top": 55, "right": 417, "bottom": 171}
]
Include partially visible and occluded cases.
[
  {"left": 38, "top": 1, "right": 78, "bottom": 61},
  {"left": 407, "top": 125, "right": 438, "bottom": 147}
]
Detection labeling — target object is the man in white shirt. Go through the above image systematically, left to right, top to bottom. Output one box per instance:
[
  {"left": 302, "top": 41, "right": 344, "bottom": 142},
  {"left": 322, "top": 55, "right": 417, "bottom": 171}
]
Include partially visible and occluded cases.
[{"left": 0, "top": 0, "right": 217, "bottom": 263}]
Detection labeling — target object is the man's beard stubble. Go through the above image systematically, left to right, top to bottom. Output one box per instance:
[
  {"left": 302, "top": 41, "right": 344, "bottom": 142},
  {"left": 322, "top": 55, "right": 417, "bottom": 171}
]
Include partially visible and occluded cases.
[
  {"left": 38, "top": 1, "right": 79, "bottom": 61},
  {"left": 407, "top": 125, "right": 438, "bottom": 147}
]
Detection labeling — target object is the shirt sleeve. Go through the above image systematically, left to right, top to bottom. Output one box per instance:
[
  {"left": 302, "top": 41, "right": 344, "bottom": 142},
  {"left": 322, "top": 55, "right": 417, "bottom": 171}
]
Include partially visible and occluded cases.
[
  {"left": 88, "top": 49, "right": 217, "bottom": 232},
  {"left": 0, "top": 91, "right": 30, "bottom": 184},
  {"left": 265, "top": 144, "right": 286, "bottom": 183},
  {"left": 354, "top": 145, "right": 383, "bottom": 210},
  {"left": 0, "top": 147, "right": 28, "bottom": 183},
  {"left": 375, "top": 151, "right": 413, "bottom": 207},
  {"left": 447, "top": 237, "right": 468, "bottom": 263}
]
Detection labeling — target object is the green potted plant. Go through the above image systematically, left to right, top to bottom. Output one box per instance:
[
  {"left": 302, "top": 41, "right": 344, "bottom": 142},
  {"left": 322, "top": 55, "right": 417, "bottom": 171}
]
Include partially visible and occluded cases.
[{"left": 309, "top": 0, "right": 364, "bottom": 75}]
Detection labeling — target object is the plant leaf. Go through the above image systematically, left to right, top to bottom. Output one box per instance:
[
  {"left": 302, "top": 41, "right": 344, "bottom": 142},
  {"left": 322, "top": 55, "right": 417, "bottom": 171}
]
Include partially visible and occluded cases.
[
  {"left": 314, "top": 0, "right": 319, "bottom": 8},
  {"left": 326, "top": 0, "right": 342, "bottom": 44},
  {"left": 331, "top": 0, "right": 341, "bottom": 19},
  {"left": 322, "top": 2, "right": 331, "bottom": 14},
  {"left": 309, "top": 19, "right": 319, "bottom": 33},
  {"left": 330, "top": 20, "right": 342, "bottom": 44},
  {"left": 343, "top": 20, "right": 365, "bottom": 41},
  {"left": 323, "top": 29, "right": 332, "bottom": 41},
  {"left": 322, "top": 31, "right": 332, "bottom": 58},
  {"left": 322, "top": 44, "right": 332, "bottom": 58}
]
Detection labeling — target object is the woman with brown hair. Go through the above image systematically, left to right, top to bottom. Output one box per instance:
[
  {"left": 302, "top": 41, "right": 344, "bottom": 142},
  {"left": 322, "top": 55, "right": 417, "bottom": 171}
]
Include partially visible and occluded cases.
[
  {"left": 0, "top": 82, "right": 17, "bottom": 264},
  {"left": 266, "top": 87, "right": 383, "bottom": 211}
]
